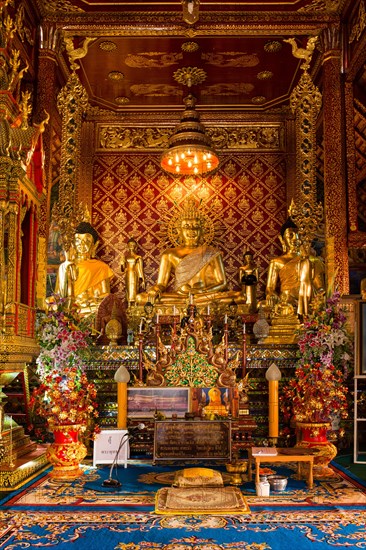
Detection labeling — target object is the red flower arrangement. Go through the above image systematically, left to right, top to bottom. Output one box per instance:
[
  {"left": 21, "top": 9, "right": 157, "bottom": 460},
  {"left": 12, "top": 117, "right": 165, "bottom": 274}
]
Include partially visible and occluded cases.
[
  {"left": 281, "top": 291, "right": 352, "bottom": 425},
  {"left": 30, "top": 299, "right": 99, "bottom": 436}
]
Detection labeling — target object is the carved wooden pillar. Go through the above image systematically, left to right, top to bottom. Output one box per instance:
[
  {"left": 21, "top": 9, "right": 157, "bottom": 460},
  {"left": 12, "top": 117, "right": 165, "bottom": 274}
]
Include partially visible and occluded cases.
[{"left": 321, "top": 24, "right": 349, "bottom": 293}]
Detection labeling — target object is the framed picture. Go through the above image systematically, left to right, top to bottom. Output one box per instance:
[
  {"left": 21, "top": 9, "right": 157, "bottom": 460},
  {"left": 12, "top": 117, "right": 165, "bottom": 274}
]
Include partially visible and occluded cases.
[
  {"left": 355, "top": 300, "right": 366, "bottom": 375},
  {"left": 127, "top": 387, "right": 190, "bottom": 418},
  {"left": 191, "top": 387, "right": 239, "bottom": 418}
]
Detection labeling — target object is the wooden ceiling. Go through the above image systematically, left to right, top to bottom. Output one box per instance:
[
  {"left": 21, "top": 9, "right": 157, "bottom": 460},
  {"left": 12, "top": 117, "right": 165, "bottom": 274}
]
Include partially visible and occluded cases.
[{"left": 37, "top": 0, "right": 345, "bottom": 113}]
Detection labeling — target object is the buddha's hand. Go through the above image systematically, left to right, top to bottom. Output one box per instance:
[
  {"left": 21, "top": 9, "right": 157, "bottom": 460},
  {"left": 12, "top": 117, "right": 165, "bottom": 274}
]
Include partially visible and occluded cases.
[
  {"left": 147, "top": 285, "right": 161, "bottom": 303},
  {"left": 266, "top": 293, "right": 278, "bottom": 307}
]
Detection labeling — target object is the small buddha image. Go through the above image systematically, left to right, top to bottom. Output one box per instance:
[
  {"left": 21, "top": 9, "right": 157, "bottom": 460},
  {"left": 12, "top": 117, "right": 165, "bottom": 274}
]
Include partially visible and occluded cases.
[
  {"left": 238, "top": 250, "right": 259, "bottom": 312},
  {"left": 202, "top": 387, "right": 229, "bottom": 418}
]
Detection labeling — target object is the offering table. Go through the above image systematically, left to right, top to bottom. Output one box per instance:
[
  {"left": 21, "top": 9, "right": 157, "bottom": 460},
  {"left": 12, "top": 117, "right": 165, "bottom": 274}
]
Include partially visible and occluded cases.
[{"left": 248, "top": 447, "right": 314, "bottom": 489}]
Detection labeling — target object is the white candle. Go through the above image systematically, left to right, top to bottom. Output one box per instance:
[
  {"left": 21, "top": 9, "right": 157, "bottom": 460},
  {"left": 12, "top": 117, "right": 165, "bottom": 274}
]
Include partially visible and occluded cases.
[
  {"left": 190, "top": 293, "right": 193, "bottom": 305},
  {"left": 207, "top": 305, "right": 210, "bottom": 315},
  {"left": 173, "top": 306, "right": 177, "bottom": 316},
  {"left": 156, "top": 313, "right": 159, "bottom": 323},
  {"left": 224, "top": 314, "right": 228, "bottom": 324},
  {"left": 139, "top": 320, "right": 143, "bottom": 333},
  {"left": 243, "top": 322, "right": 246, "bottom": 334}
]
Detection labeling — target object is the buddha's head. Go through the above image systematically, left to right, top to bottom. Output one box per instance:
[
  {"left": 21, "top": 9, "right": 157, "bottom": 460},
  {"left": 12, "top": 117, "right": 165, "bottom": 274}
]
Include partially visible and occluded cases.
[
  {"left": 177, "top": 199, "right": 205, "bottom": 248},
  {"left": 280, "top": 218, "right": 299, "bottom": 253},
  {"left": 75, "top": 222, "right": 99, "bottom": 260},
  {"left": 127, "top": 238, "right": 138, "bottom": 252}
]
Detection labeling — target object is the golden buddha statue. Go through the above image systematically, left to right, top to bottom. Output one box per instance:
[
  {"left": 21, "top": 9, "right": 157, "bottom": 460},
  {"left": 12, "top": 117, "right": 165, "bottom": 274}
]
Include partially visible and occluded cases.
[
  {"left": 136, "top": 199, "right": 246, "bottom": 308},
  {"left": 265, "top": 218, "right": 324, "bottom": 316},
  {"left": 73, "top": 222, "right": 114, "bottom": 314},
  {"left": 120, "top": 238, "right": 145, "bottom": 306}
]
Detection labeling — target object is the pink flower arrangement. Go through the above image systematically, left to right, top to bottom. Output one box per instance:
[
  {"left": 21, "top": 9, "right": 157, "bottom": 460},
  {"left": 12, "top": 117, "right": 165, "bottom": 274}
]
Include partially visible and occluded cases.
[
  {"left": 282, "top": 291, "right": 352, "bottom": 424},
  {"left": 30, "top": 299, "right": 99, "bottom": 434}
]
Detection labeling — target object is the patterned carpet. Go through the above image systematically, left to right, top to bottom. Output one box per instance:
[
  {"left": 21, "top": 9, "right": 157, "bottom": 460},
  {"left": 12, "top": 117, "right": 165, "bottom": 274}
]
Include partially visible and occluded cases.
[{"left": 0, "top": 460, "right": 365, "bottom": 549}]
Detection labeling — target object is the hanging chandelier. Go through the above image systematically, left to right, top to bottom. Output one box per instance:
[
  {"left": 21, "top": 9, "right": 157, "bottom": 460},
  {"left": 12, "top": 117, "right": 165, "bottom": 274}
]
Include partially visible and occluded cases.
[{"left": 160, "top": 93, "right": 219, "bottom": 176}]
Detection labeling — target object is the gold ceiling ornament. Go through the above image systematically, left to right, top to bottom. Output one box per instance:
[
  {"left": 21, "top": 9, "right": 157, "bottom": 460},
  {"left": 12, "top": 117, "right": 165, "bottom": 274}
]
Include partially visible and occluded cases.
[
  {"left": 182, "top": 0, "right": 200, "bottom": 25},
  {"left": 64, "top": 36, "right": 95, "bottom": 72},
  {"left": 283, "top": 36, "right": 318, "bottom": 72},
  {"left": 99, "top": 41, "right": 117, "bottom": 51},
  {"left": 181, "top": 41, "right": 199, "bottom": 53},
  {"left": 264, "top": 41, "right": 282, "bottom": 53},
  {"left": 173, "top": 66, "right": 207, "bottom": 87},
  {"left": 108, "top": 71, "right": 124, "bottom": 81},
  {"left": 257, "top": 71, "right": 273, "bottom": 80},
  {"left": 160, "top": 93, "right": 219, "bottom": 176},
  {"left": 115, "top": 96, "right": 130, "bottom": 104},
  {"left": 252, "top": 96, "right": 266, "bottom": 104}
]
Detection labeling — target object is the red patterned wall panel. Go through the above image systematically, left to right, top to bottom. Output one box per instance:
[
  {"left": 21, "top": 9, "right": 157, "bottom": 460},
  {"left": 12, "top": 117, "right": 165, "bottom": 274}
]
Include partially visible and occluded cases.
[{"left": 92, "top": 152, "right": 287, "bottom": 303}]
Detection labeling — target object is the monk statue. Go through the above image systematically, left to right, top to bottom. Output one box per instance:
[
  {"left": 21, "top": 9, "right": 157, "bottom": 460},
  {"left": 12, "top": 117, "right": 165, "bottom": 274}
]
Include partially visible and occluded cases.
[
  {"left": 136, "top": 198, "right": 246, "bottom": 307},
  {"left": 265, "top": 218, "right": 325, "bottom": 316},
  {"left": 73, "top": 222, "right": 114, "bottom": 314},
  {"left": 120, "top": 238, "right": 145, "bottom": 306},
  {"left": 54, "top": 241, "right": 77, "bottom": 306},
  {"left": 238, "top": 250, "right": 259, "bottom": 312}
]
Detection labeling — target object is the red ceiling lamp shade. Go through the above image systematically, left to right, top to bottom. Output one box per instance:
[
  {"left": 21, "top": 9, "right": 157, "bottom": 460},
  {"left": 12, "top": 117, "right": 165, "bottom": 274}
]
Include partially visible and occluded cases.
[{"left": 160, "top": 94, "right": 219, "bottom": 176}]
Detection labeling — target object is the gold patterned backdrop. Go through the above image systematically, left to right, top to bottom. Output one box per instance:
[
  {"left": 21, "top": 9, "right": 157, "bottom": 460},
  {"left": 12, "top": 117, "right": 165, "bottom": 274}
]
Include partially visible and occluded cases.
[{"left": 91, "top": 151, "right": 287, "bottom": 303}]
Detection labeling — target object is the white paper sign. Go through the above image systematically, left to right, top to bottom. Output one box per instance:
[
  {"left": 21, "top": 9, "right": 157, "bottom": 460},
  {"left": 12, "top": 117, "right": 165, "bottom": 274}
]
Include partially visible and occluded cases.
[{"left": 93, "top": 429, "right": 129, "bottom": 468}]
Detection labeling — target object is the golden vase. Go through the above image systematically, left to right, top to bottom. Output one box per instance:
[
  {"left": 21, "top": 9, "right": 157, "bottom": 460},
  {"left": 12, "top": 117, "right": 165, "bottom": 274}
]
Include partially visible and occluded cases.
[{"left": 46, "top": 424, "right": 87, "bottom": 481}]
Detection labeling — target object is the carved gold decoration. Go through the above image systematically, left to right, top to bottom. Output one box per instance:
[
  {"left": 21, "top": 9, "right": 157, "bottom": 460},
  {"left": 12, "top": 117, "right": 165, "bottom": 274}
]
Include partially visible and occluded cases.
[
  {"left": 41, "top": 0, "right": 84, "bottom": 13},
  {"left": 182, "top": 0, "right": 200, "bottom": 25},
  {"left": 349, "top": 0, "right": 366, "bottom": 43},
  {"left": 64, "top": 36, "right": 95, "bottom": 72},
  {"left": 283, "top": 36, "right": 318, "bottom": 71},
  {"left": 285, "top": 38, "right": 323, "bottom": 250},
  {"left": 99, "top": 41, "right": 117, "bottom": 51},
  {"left": 181, "top": 41, "right": 199, "bottom": 53},
  {"left": 264, "top": 41, "right": 282, "bottom": 53},
  {"left": 125, "top": 52, "right": 182, "bottom": 68},
  {"left": 202, "top": 52, "right": 259, "bottom": 67},
  {"left": 173, "top": 66, "right": 207, "bottom": 87},
  {"left": 108, "top": 71, "right": 124, "bottom": 81},
  {"left": 257, "top": 71, "right": 273, "bottom": 80},
  {"left": 57, "top": 73, "right": 88, "bottom": 218},
  {"left": 201, "top": 83, "right": 254, "bottom": 96},
  {"left": 20, "top": 90, "right": 31, "bottom": 131},
  {"left": 115, "top": 96, "right": 130, "bottom": 104},
  {"left": 252, "top": 96, "right": 266, "bottom": 104},
  {"left": 98, "top": 125, "right": 281, "bottom": 151},
  {"left": 36, "top": 237, "right": 47, "bottom": 309}
]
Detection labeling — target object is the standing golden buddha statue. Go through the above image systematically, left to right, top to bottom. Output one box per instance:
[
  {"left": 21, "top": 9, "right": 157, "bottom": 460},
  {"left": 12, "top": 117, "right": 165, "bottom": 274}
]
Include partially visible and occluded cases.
[{"left": 121, "top": 238, "right": 145, "bottom": 307}]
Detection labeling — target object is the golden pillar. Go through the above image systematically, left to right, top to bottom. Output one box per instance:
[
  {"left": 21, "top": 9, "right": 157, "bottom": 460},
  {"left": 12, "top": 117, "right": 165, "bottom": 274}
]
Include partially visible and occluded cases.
[{"left": 321, "top": 25, "right": 349, "bottom": 293}]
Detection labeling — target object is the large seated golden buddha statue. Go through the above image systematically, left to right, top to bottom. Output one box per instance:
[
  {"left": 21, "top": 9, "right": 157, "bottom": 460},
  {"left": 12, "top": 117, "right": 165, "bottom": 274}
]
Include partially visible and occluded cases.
[{"left": 136, "top": 199, "right": 246, "bottom": 308}]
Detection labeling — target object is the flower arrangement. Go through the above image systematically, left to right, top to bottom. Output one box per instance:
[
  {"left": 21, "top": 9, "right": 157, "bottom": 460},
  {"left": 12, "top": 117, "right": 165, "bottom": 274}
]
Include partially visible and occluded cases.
[
  {"left": 281, "top": 291, "right": 352, "bottom": 425},
  {"left": 30, "top": 299, "right": 99, "bottom": 435}
]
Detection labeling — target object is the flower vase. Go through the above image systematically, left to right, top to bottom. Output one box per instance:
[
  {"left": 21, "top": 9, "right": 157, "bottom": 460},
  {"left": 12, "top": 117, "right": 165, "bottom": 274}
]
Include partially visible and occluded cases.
[
  {"left": 296, "top": 421, "right": 337, "bottom": 478},
  {"left": 46, "top": 424, "right": 87, "bottom": 481}
]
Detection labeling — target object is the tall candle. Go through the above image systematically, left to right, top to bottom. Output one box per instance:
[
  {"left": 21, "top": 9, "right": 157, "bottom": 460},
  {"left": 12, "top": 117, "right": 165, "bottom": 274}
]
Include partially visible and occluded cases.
[
  {"left": 190, "top": 293, "right": 193, "bottom": 305},
  {"left": 173, "top": 305, "right": 177, "bottom": 316},
  {"left": 207, "top": 305, "right": 210, "bottom": 315},
  {"left": 156, "top": 313, "right": 159, "bottom": 323},
  {"left": 224, "top": 314, "right": 228, "bottom": 324},
  {"left": 139, "top": 320, "right": 143, "bottom": 333},
  {"left": 243, "top": 322, "right": 246, "bottom": 334}
]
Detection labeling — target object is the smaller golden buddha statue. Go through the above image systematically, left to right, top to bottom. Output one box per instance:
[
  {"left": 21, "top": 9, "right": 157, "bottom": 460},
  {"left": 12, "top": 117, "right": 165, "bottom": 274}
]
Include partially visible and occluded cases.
[
  {"left": 262, "top": 292, "right": 301, "bottom": 344},
  {"left": 203, "top": 387, "right": 229, "bottom": 418}
]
